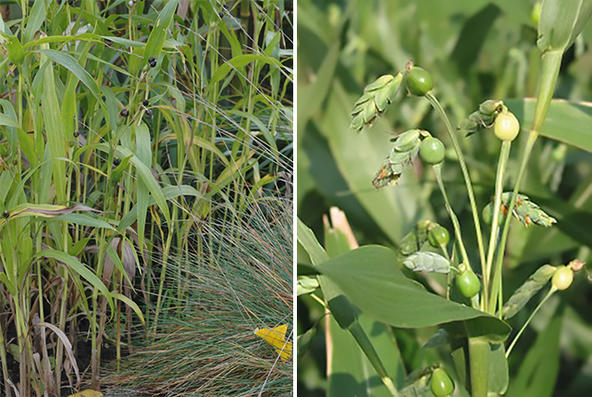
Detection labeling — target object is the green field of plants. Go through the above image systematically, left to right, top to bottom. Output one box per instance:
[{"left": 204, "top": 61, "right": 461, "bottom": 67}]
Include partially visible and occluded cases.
[
  {"left": 0, "top": 0, "right": 293, "bottom": 396},
  {"left": 297, "top": 0, "right": 592, "bottom": 396}
]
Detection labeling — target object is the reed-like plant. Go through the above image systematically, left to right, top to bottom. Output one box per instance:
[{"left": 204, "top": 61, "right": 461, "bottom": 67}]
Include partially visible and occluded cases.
[{"left": 0, "top": 0, "right": 292, "bottom": 395}]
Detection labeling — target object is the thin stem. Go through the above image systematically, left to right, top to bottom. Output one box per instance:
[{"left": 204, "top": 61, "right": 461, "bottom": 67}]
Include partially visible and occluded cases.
[
  {"left": 488, "top": 50, "right": 563, "bottom": 314},
  {"left": 425, "top": 92, "right": 486, "bottom": 276},
  {"left": 484, "top": 141, "right": 511, "bottom": 309},
  {"left": 433, "top": 164, "right": 470, "bottom": 267},
  {"left": 505, "top": 288, "right": 555, "bottom": 358}
]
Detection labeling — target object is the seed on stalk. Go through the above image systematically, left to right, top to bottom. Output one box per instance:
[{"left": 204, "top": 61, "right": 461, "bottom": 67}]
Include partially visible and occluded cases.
[
  {"left": 137, "top": 23, "right": 142, "bottom": 30},
  {"left": 148, "top": 57, "right": 157, "bottom": 68},
  {"left": 143, "top": 99, "right": 149, "bottom": 106},
  {"left": 120, "top": 108, "right": 129, "bottom": 117},
  {"left": 145, "top": 109, "right": 152, "bottom": 117},
  {"left": 73, "top": 131, "right": 80, "bottom": 137},
  {"left": 113, "top": 158, "right": 121, "bottom": 166},
  {"left": 3, "top": 211, "right": 9, "bottom": 218}
]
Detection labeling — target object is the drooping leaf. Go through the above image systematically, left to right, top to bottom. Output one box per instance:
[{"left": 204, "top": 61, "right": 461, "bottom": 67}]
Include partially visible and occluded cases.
[
  {"left": 6, "top": 203, "right": 98, "bottom": 219},
  {"left": 316, "top": 245, "right": 511, "bottom": 341},
  {"left": 37, "top": 249, "right": 113, "bottom": 313}
]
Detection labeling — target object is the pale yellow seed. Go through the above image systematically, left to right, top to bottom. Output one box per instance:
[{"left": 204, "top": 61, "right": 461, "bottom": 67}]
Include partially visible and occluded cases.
[{"left": 494, "top": 112, "right": 520, "bottom": 141}]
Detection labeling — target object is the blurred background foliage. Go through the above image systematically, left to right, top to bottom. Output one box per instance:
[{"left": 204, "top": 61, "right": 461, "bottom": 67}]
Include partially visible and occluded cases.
[{"left": 297, "top": 0, "right": 592, "bottom": 395}]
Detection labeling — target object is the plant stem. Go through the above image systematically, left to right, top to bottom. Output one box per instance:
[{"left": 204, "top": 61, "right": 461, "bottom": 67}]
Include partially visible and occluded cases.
[
  {"left": 488, "top": 50, "right": 563, "bottom": 314},
  {"left": 425, "top": 92, "right": 486, "bottom": 276},
  {"left": 484, "top": 141, "right": 511, "bottom": 309},
  {"left": 433, "top": 164, "right": 470, "bottom": 268},
  {"left": 505, "top": 288, "right": 555, "bottom": 358},
  {"left": 468, "top": 337, "right": 489, "bottom": 397}
]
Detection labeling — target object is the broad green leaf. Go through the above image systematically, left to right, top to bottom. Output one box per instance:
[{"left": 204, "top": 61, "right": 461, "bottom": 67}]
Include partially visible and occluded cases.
[
  {"left": 23, "top": 0, "right": 45, "bottom": 43},
  {"left": 144, "top": 0, "right": 178, "bottom": 64},
  {"left": 39, "top": 49, "right": 103, "bottom": 105},
  {"left": 40, "top": 51, "right": 67, "bottom": 201},
  {"left": 506, "top": 99, "right": 592, "bottom": 152},
  {"left": 135, "top": 123, "right": 152, "bottom": 253},
  {"left": 52, "top": 213, "right": 116, "bottom": 231},
  {"left": 324, "top": 216, "right": 406, "bottom": 395},
  {"left": 298, "top": 218, "right": 403, "bottom": 394},
  {"left": 316, "top": 245, "right": 511, "bottom": 341},
  {"left": 37, "top": 249, "right": 113, "bottom": 312},
  {"left": 403, "top": 251, "right": 450, "bottom": 273},
  {"left": 296, "top": 276, "right": 319, "bottom": 296}
]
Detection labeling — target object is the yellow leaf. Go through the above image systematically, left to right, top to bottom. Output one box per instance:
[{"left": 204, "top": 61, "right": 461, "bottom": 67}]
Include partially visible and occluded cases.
[
  {"left": 254, "top": 323, "right": 292, "bottom": 361},
  {"left": 67, "top": 390, "right": 103, "bottom": 397}
]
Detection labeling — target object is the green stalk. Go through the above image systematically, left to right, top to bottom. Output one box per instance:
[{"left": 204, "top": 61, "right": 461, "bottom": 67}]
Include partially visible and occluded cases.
[
  {"left": 488, "top": 50, "right": 563, "bottom": 314},
  {"left": 425, "top": 92, "right": 486, "bottom": 275},
  {"left": 484, "top": 141, "right": 511, "bottom": 309},
  {"left": 432, "top": 164, "right": 470, "bottom": 268},
  {"left": 505, "top": 288, "right": 555, "bottom": 358},
  {"left": 0, "top": 320, "right": 10, "bottom": 397},
  {"left": 349, "top": 322, "right": 399, "bottom": 397},
  {"left": 468, "top": 337, "right": 490, "bottom": 397}
]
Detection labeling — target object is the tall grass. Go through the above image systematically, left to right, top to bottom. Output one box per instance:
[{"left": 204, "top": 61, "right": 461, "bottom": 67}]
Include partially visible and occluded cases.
[
  {"left": 0, "top": 0, "right": 292, "bottom": 395},
  {"left": 104, "top": 194, "right": 293, "bottom": 396}
]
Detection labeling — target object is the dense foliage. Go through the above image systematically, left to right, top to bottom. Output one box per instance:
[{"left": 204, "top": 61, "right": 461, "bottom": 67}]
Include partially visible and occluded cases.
[{"left": 0, "top": 0, "right": 292, "bottom": 395}]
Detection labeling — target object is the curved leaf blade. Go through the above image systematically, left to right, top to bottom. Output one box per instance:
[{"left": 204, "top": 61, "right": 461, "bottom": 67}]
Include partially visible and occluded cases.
[{"left": 316, "top": 245, "right": 511, "bottom": 341}]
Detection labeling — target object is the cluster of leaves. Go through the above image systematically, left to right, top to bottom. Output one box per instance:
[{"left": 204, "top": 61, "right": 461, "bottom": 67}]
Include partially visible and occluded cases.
[
  {"left": 0, "top": 0, "right": 292, "bottom": 395},
  {"left": 297, "top": 0, "right": 592, "bottom": 396}
]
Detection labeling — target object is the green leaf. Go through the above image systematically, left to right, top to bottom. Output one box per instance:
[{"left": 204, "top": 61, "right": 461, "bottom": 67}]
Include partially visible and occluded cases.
[
  {"left": 23, "top": 0, "right": 45, "bottom": 43},
  {"left": 144, "top": 0, "right": 178, "bottom": 64},
  {"left": 537, "top": 0, "right": 592, "bottom": 52},
  {"left": 38, "top": 49, "right": 103, "bottom": 106},
  {"left": 40, "top": 51, "right": 67, "bottom": 201},
  {"left": 210, "top": 54, "right": 282, "bottom": 87},
  {"left": 506, "top": 99, "right": 592, "bottom": 152},
  {"left": 101, "top": 144, "right": 170, "bottom": 225},
  {"left": 52, "top": 213, "right": 116, "bottom": 231},
  {"left": 324, "top": 218, "right": 406, "bottom": 395},
  {"left": 316, "top": 245, "right": 511, "bottom": 341},
  {"left": 37, "top": 249, "right": 113, "bottom": 312},
  {"left": 403, "top": 251, "right": 450, "bottom": 273},
  {"left": 296, "top": 276, "right": 319, "bottom": 296},
  {"left": 112, "top": 292, "right": 145, "bottom": 326},
  {"left": 488, "top": 343, "right": 509, "bottom": 394}
]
